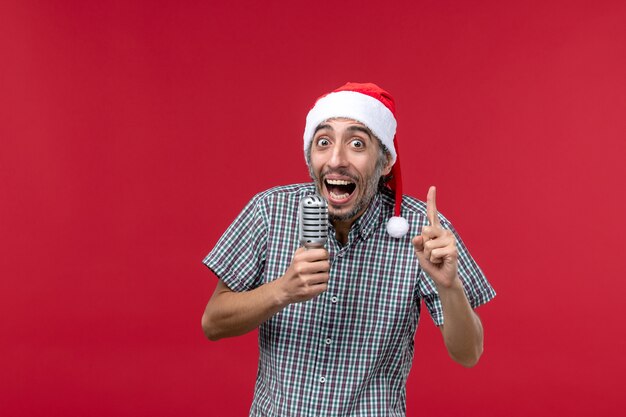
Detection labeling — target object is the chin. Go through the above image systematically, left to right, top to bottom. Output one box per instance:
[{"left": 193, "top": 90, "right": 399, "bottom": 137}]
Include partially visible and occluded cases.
[{"left": 328, "top": 201, "right": 364, "bottom": 223}]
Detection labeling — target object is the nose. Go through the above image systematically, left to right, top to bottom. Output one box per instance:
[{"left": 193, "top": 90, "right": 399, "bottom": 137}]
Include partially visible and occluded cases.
[{"left": 327, "top": 143, "right": 348, "bottom": 169}]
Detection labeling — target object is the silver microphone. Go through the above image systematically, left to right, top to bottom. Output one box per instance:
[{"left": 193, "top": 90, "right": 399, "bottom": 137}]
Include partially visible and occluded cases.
[{"left": 299, "top": 195, "right": 328, "bottom": 248}]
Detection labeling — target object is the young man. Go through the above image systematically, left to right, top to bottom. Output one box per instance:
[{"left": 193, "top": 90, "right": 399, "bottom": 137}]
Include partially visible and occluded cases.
[{"left": 202, "top": 83, "right": 495, "bottom": 416}]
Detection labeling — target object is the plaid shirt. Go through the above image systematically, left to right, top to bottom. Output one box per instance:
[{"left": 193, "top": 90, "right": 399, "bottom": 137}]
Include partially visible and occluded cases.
[{"left": 204, "top": 183, "right": 495, "bottom": 417}]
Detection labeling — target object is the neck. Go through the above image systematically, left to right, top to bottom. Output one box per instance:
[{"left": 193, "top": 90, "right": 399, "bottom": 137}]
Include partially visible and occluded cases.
[
  {"left": 328, "top": 189, "right": 383, "bottom": 245},
  {"left": 330, "top": 205, "right": 368, "bottom": 245},
  {"left": 331, "top": 219, "right": 352, "bottom": 245}
]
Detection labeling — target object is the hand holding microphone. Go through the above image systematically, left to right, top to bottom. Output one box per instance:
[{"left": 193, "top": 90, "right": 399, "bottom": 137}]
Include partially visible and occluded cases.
[{"left": 274, "top": 195, "right": 330, "bottom": 305}]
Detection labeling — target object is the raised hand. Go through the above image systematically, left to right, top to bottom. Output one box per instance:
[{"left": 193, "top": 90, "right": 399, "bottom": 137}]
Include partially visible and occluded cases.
[{"left": 411, "top": 186, "right": 459, "bottom": 289}]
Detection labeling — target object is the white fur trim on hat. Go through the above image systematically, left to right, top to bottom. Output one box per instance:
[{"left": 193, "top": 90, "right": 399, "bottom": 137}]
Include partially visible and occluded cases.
[{"left": 303, "top": 91, "right": 397, "bottom": 164}]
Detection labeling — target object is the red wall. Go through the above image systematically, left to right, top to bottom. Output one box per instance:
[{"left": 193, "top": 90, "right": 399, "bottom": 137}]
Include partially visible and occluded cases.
[{"left": 1, "top": 1, "right": 625, "bottom": 416}]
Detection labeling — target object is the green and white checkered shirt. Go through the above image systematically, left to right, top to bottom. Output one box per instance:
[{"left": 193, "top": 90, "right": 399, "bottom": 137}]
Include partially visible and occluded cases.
[{"left": 203, "top": 183, "right": 495, "bottom": 417}]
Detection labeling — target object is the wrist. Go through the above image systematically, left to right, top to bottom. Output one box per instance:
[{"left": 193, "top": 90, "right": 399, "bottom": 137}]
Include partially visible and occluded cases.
[
  {"left": 436, "top": 275, "right": 464, "bottom": 293},
  {"left": 268, "top": 278, "right": 290, "bottom": 309}
]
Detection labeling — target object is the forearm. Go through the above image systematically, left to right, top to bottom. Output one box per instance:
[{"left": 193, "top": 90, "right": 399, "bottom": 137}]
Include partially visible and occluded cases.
[
  {"left": 202, "top": 248, "right": 330, "bottom": 341},
  {"left": 438, "top": 276, "right": 484, "bottom": 367},
  {"left": 202, "top": 280, "right": 286, "bottom": 341}
]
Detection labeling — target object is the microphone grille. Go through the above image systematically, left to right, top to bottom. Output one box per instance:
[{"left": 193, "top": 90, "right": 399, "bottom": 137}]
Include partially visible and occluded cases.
[{"left": 299, "top": 195, "right": 328, "bottom": 248}]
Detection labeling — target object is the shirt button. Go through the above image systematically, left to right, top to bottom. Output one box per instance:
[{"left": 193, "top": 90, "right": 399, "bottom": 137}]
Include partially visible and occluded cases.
[
  {"left": 331, "top": 296, "right": 338, "bottom": 303},
  {"left": 325, "top": 338, "right": 332, "bottom": 345},
  {"left": 319, "top": 376, "right": 326, "bottom": 384}
]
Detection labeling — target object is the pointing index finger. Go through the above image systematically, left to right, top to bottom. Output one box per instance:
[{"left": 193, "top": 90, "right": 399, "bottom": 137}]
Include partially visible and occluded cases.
[{"left": 426, "top": 186, "right": 441, "bottom": 227}]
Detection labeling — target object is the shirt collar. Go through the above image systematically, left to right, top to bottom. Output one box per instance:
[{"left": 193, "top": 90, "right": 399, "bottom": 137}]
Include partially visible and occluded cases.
[{"left": 351, "top": 191, "right": 384, "bottom": 241}]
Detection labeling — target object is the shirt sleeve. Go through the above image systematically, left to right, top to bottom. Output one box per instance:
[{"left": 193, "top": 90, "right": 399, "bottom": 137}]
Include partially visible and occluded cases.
[
  {"left": 202, "top": 193, "right": 268, "bottom": 292},
  {"left": 419, "top": 218, "right": 496, "bottom": 326}
]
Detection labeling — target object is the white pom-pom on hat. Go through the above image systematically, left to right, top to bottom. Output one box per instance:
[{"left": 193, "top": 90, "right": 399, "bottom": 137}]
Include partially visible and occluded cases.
[
  {"left": 304, "top": 82, "right": 409, "bottom": 238},
  {"left": 386, "top": 216, "right": 409, "bottom": 238}
]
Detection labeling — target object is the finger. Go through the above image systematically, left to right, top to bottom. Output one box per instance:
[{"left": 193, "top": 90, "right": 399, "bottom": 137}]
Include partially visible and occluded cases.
[
  {"left": 426, "top": 186, "right": 441, "bottom": 227},
  {"left": 421, "top": 225, "right": 444, "bottom": 240},
  {"left": 423, "top": 234, "right": 454, "bottom": 251},
  {"left": 423, "top": 234, "right": 453, "bottom": 261},
  {"left": 423, "top": 244, "right": 433, "bottom": 263},
  {"left": 430, "top": 246, "right": 457, "bottom": 264},
  {"left": 299, "top": 248, "right": 329, "bottom": 262},
  {"left": 428, "top": 248, "right": 445, "bottom": 264},
  {"left": 298, "top": 260, "right": 330, "bottom": 274},
  {"left": 309, "top": 260, "right": 330, "bottom": 273},
  {"left": 308, "top": 272, "right": 330, "bottom": 285},
  {"left": 309, "top": 283, "right": 328, "bottom": 297}
]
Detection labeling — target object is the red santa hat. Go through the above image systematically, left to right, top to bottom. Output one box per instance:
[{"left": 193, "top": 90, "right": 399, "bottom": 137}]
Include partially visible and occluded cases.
[{"left": 303, "top": 82, "right": 409, "bottom": 238}]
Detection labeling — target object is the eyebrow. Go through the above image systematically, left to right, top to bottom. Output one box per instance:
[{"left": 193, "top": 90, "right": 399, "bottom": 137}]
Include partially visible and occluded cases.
[
  {"left": 313, "top": 124, "right": 373, "bottom": 139},
  {"left": 314, "top": 124, "right": 332, "bottom": 135},
  {"left": 346, "top": 125, "right": 372, "bottom": 139}
]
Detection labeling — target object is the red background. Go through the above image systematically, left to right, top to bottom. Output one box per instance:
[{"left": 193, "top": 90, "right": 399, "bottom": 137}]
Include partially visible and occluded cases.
[{"left": 2, "top": 1, "right": 625, "bottom": 416}]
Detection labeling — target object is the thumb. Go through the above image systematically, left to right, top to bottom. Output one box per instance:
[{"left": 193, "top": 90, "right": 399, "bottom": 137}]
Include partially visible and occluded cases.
[{"left": 412, "top": 235, "right": 425, "bottom": 253}]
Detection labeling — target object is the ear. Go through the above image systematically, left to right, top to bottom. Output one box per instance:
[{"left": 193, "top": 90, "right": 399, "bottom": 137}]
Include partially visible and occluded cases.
[{"left": 382, "top": 153, "right": 393, "bottom": 176}]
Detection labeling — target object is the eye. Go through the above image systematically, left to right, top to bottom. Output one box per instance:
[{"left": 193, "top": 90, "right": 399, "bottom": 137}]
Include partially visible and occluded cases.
[
  {"left": 316, "top": 138, "right": 330, "bottom": 147},
  {"left": 350, "top": 139, "right": 364, "bottom": 149}
]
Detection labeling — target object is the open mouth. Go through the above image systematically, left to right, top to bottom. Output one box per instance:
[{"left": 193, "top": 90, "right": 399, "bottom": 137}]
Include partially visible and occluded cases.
[{"left": 324, "top": 178, "right": 356, "bottom": 202}]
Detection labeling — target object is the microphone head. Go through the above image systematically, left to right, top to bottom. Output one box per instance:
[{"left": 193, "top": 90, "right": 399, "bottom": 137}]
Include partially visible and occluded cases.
[{"left": 299, "top": 195, "right": 328, "bottom": 248}]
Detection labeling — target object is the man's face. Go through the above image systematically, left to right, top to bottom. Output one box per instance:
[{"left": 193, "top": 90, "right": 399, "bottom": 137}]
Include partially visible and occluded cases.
[{"left": 309, "top": 118, "right": 392, "bottom": 224}]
